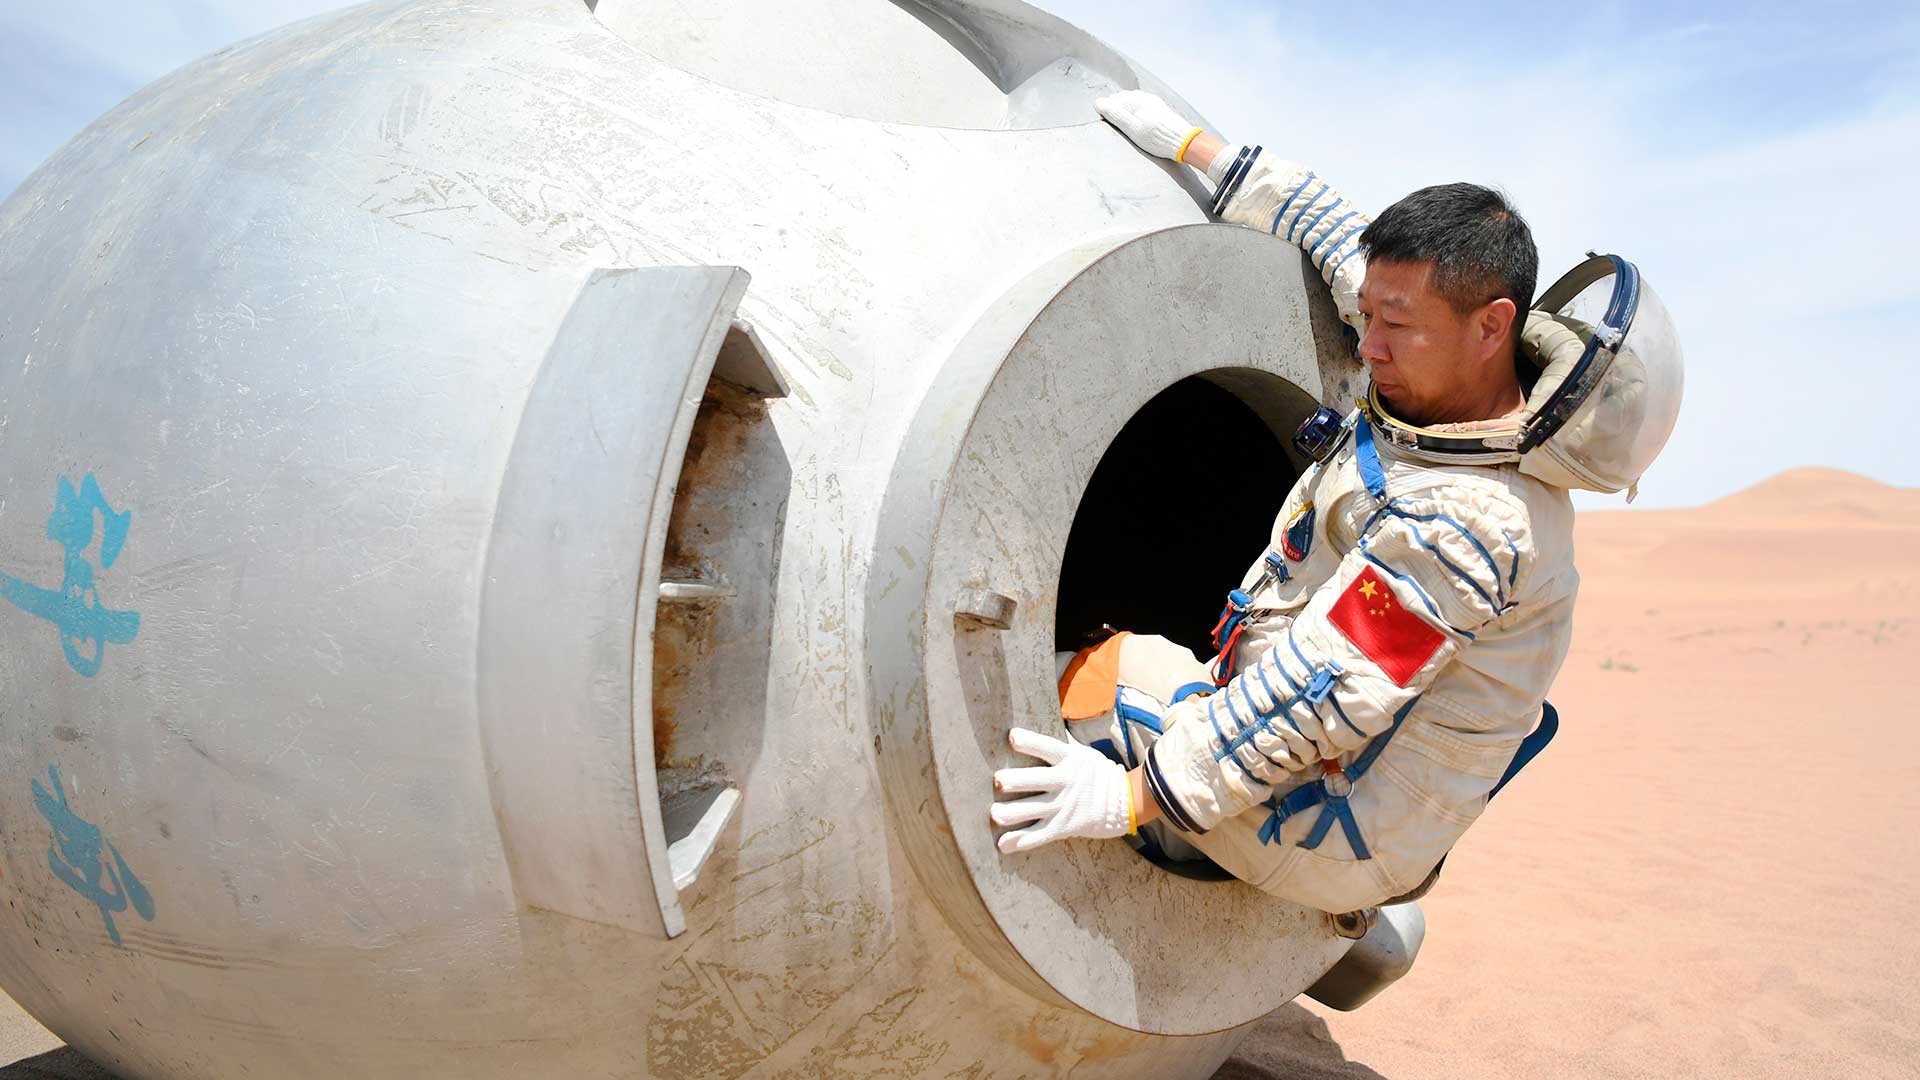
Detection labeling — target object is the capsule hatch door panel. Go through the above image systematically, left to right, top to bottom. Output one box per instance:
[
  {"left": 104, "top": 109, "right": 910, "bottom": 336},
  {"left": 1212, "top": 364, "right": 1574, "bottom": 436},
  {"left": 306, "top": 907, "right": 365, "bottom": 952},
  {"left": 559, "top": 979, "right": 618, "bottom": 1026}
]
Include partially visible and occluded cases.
[{"left": 476, "top": 265, "right": 748, "bottom": 939}]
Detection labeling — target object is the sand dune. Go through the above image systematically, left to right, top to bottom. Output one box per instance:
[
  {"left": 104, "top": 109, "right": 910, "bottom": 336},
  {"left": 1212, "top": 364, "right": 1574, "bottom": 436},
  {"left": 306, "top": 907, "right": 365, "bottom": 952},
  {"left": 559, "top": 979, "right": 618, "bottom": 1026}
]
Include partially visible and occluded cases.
[
  {"left": 1702, "top": 466, "right": 1920, "bottom": 525},
  {"left": 6, "top": 469, "right": 1916, "bottom": 1078}
]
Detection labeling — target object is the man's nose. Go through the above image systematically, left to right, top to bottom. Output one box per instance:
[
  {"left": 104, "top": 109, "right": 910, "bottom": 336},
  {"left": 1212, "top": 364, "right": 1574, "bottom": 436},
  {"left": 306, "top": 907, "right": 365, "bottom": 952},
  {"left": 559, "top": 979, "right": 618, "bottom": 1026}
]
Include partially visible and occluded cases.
[{"left": 1357, "top": 324, "right": 1389, "bottom": 364}]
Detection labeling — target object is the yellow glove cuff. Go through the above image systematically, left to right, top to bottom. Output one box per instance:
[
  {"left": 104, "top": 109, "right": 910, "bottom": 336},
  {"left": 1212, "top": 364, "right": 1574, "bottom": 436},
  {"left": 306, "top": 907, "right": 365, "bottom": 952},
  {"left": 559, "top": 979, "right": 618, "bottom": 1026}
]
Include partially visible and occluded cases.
[
  {"left": 1173, "top": 127, "right": 1205, "bottom": 165},
  {"left": 1126, "top": 780, "right": 1138, "bottom": 836}
]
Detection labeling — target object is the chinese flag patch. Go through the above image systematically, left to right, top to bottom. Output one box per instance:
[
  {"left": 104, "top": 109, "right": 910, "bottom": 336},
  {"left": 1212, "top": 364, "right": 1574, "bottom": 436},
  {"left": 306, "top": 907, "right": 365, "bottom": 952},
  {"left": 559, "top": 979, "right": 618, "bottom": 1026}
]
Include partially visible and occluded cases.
[{"left": 1327, "top": 567, "right": 1446, "bottom": 687}]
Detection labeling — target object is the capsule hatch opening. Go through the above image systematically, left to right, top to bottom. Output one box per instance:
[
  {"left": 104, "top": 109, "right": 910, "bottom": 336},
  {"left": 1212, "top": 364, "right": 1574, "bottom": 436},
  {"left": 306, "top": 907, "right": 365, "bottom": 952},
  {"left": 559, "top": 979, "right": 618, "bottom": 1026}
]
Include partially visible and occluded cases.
[
  {"left": 650, "top": 330, "right": 791, "bottom": 895},
  {"left": 1054, "top": 370, "right": 1315, "bottom": 881},
  {"left": 1056, "top": 373, "right": 1305, "bottom": 656}
]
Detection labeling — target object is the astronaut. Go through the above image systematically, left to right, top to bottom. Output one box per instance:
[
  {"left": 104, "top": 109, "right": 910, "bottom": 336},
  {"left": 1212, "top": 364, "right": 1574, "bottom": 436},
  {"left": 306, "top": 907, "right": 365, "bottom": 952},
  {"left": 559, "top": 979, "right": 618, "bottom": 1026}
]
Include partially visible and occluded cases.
[{"left": 988, "top": 91, "right": 1685, "bottom": 915}]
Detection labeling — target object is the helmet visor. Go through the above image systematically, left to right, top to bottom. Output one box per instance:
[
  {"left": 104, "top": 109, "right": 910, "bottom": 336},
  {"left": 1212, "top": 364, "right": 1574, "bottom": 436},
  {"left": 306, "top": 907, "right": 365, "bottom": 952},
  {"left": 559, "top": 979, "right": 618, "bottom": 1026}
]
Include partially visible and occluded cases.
[{"left": 1525, "top": 255, "right": 1685, "bottom": 493}]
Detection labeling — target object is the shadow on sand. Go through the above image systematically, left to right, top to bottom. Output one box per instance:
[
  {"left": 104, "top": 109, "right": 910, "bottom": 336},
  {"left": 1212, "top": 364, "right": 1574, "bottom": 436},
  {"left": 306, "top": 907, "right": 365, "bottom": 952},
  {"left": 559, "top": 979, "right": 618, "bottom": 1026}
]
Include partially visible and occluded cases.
[
  {"left": 1, "top": 1002, "right": 1386, "bottom": 1079},
  {"left": 1211, "top": 1002, "right": 1392, "bottom": 1080},
  {"left": 0, "top": 1048, "right": 114, "bottom": 1079}
]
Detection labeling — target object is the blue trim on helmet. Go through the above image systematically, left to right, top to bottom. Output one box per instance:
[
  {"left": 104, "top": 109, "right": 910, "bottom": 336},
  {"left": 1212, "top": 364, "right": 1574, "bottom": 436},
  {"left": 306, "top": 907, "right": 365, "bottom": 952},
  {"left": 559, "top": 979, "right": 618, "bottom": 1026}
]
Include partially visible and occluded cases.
[{"left": 1520, "top": 254, "right": 1641, "bottom": 452}]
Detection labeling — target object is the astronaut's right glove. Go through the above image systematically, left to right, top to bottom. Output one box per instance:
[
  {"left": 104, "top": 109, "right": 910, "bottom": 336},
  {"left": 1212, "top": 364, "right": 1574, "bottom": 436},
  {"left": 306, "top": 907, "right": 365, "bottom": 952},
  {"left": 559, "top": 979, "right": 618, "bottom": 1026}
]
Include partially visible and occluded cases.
[
  {"left": 1095, "top": 90, "right": 1205, "bottom": 163},
  {"left": 990, "top": 728, "right": 1133, "bottom": 854}
]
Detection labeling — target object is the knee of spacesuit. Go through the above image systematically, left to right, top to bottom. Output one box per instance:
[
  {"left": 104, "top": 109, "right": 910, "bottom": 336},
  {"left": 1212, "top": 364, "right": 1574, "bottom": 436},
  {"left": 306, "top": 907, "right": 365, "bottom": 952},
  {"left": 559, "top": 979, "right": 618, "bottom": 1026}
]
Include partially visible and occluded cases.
[
  {"left": 1058, "top": 631, "right": 1212, "bottom": 714},
  {"left": 1056, "top": 632, "right": 1213, "bottom": 768},
  {"left": 1056, "top": 633, "right": 1218, "bottom": 865}
]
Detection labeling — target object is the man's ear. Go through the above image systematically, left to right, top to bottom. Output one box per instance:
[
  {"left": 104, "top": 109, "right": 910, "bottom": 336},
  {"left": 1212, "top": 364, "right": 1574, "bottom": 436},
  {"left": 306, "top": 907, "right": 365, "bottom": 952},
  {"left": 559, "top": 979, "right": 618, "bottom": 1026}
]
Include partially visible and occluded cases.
[{"left": 1480, "top": 297, "right": 1518, "bottom": 353}]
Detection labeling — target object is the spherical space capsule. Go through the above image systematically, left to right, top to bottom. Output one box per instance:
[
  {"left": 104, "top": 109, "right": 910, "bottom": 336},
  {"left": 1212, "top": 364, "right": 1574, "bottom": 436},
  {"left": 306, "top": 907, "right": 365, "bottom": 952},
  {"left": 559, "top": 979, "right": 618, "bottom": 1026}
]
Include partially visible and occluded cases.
[{"left": 0, "top": 0, "right": 1371, "bottom": 1076}]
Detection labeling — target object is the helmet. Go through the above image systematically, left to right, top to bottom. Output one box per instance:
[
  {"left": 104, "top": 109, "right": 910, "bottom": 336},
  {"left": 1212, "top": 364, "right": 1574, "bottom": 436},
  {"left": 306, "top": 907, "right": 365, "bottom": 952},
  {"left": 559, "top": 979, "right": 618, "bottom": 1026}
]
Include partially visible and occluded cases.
[{"left": 1363, "top": 253, "right": 1685, "bottom": 496}]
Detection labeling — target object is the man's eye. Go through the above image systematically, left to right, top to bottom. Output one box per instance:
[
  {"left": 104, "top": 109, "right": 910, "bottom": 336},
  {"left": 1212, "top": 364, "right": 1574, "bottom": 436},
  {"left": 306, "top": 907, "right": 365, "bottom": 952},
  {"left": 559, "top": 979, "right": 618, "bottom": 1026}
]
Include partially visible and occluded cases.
[{"left": 1382, "top": 321, "right": 1405, "bottom": 331}]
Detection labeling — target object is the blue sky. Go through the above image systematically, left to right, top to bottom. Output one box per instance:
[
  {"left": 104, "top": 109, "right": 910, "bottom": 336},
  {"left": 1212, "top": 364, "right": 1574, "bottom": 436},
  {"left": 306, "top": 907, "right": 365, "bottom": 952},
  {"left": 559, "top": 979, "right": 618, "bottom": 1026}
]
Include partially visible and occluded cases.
[{"left": 3, "top": 1, "right": 1917, "bottom": 507}]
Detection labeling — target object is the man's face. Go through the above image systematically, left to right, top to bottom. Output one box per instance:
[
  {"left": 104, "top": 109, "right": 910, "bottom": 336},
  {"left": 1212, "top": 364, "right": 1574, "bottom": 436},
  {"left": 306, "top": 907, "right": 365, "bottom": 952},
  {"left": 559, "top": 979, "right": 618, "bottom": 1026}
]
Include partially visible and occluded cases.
[{"left": 1356, "top": 259, "right": 1494, "bottom": 425}]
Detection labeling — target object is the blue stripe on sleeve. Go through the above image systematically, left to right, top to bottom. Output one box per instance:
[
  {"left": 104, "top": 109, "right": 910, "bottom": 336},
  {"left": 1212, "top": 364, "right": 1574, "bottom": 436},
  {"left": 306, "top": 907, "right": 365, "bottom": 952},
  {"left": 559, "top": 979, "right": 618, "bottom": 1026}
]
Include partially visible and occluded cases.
[
  {"left": 1269, "top": 172, "right": 1316, "bottom": 236},
  {"left": 1287, "top": 186, "right": 1331, "bottom": 242},
  {"left": 1297, "top": 198, "right": 1344, "bottom": 251},
  {"left": 1311, "top": 212, "right": 1359, "bottom": 265},
  {"left": 1326, "top": 245, "right": 1363, "bottom": 281},
  {"left": 1385, "top": 507, "right": 1511, "bottom": 609},
  {"left": 1407, "top": 527, "right": 1500, "bottom": 614},
  {"left": 1290, "top": 627, "right": 1365, "bottom": 738},
  {"left": 1269, "top": 650, "right": 1307, "bottom": 696},
  {"left": 1251, "top": 662, "right": 1304, "bottom": 736},
  {"left": 1216, "top": 687, "right": 1310, "bottom": 760},
  {"left": 1325, "top": 692, "right": 1359, "bottom": 739},
  {"left": 1206, "top": 695, "right": 1233, "bottom": 750}
]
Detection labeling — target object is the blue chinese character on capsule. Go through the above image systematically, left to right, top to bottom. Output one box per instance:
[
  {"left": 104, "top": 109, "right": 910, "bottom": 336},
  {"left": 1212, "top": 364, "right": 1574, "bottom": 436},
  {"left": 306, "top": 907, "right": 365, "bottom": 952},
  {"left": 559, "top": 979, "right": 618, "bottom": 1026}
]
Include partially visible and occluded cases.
[
  {"left": 0, "top": 472, "right": 141, "bottom": 676},
  {"left": 31, "top": 764, "right": 156, "bottom": 947}
]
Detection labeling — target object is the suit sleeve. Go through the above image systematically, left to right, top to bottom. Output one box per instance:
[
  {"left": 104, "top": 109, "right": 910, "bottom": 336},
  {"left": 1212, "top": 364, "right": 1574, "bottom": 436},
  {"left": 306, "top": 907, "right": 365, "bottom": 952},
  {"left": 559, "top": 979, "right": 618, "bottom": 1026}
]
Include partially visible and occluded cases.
[
  {"left": 1205, "top": 149, "right": 1370, "bottom": 335},
  {"left": 1143, "top": 486, "right": 1535, "bottom": 834}
]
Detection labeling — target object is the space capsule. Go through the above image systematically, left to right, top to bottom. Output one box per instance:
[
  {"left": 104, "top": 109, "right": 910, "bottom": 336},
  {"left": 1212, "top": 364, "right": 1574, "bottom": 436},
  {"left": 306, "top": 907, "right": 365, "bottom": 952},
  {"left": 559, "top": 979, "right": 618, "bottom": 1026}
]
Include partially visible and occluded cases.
[{"left": 0, "top": 0, "right": 1384, "bottom": 1075}]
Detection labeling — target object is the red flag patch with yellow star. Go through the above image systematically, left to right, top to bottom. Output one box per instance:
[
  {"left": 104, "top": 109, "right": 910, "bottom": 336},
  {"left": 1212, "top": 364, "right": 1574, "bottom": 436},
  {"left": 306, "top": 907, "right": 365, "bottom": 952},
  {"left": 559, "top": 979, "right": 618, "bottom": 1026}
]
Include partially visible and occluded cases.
[{"left": 1327, "top": 567, "right": 1447, "bottom": 686}]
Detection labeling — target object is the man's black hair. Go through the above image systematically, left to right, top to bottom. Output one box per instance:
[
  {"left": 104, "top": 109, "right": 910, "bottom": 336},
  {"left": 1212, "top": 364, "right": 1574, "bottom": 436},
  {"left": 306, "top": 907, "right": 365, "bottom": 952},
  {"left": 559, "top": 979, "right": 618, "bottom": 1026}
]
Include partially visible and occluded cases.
[{"left": 1359, "top": 183, "right": 1537, "bottom": 334}]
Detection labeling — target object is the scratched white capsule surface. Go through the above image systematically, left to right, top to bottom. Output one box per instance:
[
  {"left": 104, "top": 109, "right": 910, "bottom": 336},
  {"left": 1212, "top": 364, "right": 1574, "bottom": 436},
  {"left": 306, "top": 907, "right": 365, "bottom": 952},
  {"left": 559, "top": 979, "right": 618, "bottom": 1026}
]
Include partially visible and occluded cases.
[{"left": 0, "top": 0, "right": 1367, "bottom": 1076}]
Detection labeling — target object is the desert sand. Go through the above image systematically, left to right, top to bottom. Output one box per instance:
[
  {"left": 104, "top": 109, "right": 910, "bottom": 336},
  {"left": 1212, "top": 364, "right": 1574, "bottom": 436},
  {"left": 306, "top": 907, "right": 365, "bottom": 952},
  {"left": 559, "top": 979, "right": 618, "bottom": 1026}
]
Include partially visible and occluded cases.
[{"left": 5, "top": 468, "right": 1915, "bottom": 1078}]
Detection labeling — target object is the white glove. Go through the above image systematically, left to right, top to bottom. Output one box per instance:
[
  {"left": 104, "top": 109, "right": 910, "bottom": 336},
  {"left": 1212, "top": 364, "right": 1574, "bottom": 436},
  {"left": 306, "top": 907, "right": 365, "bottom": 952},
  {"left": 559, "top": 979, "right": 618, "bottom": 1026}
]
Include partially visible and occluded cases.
[
  {"left": 1094, "top": 90, "right": 1203, "bottom": 162},
  {"left": 990, "top": 728, "right": 1132, "bottom": 854}
]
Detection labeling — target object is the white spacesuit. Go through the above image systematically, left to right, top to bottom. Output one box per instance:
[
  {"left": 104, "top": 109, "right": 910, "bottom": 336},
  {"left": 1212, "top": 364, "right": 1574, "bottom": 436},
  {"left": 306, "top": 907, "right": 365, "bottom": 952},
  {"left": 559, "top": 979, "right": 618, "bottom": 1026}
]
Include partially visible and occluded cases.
[{"left": 1004, "top": 92, "right": 1685, "bottom": 915}]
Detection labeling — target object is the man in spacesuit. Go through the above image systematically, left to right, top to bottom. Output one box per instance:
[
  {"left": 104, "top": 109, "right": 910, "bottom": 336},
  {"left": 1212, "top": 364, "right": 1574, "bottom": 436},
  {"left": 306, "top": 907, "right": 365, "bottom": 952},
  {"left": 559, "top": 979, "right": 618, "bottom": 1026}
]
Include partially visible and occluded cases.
[{"left": 987, "top": 91, "right": 1684, "bottom": 915}]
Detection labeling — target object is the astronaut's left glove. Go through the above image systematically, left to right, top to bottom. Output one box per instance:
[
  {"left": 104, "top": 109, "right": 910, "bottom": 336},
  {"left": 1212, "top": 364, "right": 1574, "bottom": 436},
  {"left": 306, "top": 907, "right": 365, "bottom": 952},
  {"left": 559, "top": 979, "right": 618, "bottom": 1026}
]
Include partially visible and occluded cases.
[
  {"left": 1094, "top": 90, "right": 1205, "bottom": 163},
  {"left": 990, "top": 728, "right": 1133, "bottom": 854}
]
